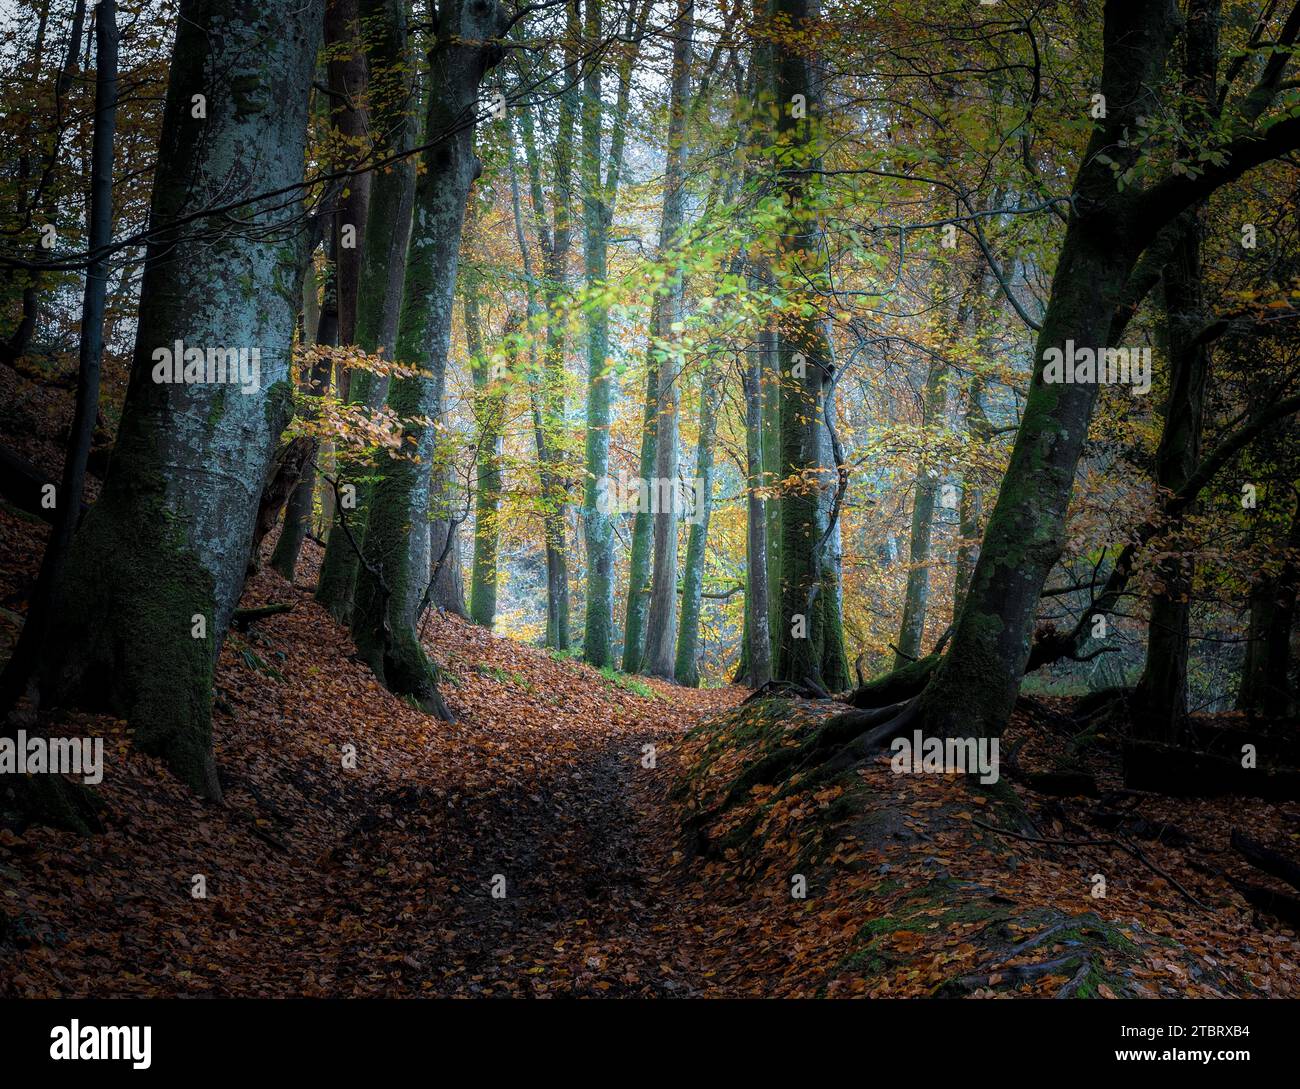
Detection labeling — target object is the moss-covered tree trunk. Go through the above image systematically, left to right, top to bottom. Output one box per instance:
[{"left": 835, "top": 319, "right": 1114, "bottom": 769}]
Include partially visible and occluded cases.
[
  {"left": 38, "top": 0, "right": 324, "bottom": 798},
  {"left": 314, "top": 0, "right": 416, "bottom": 622},
  {"left": 325, "top": 0, "right": 370, "bottom": 355},
  {"left": 350, "top": 0, "right": 506, "bottom": 716},
  {"left": 772, "top": 0, "right": 833, "bottom": 691},
  {"left": 915, "top": 0, "right": 1300, "bottom": 742},
  {"left": 1132, "top": 1, "right": 1219, "bottom": 743},
  {"left": 914, "top": 2, "right": 1187, "bottom": 741},
  {"left": 1130, "top": 216, "right": 1209, "bottom": 742},
  {"left": 465, "top": 236, "right": 509, "bottom": 629},
  {"left": 741, "top": 324, "right": 772, "bottom": 687},
  {"left": 762, "top": 327, "right": 783, "bottom": 664},
  {"left": 622, "top": 358, "right": 659, "bottom": 672},
  {"left": 675, "top": 369, "right": 720, "bottom": 686},
  {"left": 1237, "top": 494, "right": 1300, "bottom": 718}
]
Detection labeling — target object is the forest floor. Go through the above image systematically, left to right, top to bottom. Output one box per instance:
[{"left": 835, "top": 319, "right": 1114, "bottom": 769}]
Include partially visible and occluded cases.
[
  {"left": 2, "top": 363, "right": 1300, "bottom": 997},
  {"left": 1, "top": 522, "right": 1298, "bottom": 997}
]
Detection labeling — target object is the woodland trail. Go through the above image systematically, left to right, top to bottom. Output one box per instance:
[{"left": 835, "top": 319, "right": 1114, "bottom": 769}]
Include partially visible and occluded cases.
[{"left": 0, "top": 535, "right": 745, "bottom": 997}]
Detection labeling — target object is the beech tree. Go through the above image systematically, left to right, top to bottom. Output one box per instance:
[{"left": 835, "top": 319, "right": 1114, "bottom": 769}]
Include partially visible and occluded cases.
[
  {"left": 34, "top": 0, "right": 324, "bottom": 799},
  {"left": 350, "top": 0, "right": 509, "bottom": 716}
]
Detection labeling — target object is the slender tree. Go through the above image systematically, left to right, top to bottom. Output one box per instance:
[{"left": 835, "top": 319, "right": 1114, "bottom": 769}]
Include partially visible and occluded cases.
[
  {"left": 315, "top": 0, "right": 417, "bottom": 622},
  {"left": 351, "top": 0, "right": 507, "bottom": 716},
  {"left": 580, "top": 0, "right": 647, "bottom": 667},
  {"left": 640, "top": 0, "right": 694, "bottom": 680},
  {"left": 675, "top": 367, "right": 720, "bottom": 685}
]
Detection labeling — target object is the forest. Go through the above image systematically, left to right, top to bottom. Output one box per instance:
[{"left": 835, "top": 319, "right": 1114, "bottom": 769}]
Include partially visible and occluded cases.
[{"left": 1, "top": 0, "right": 1300, "bottom": 1012}]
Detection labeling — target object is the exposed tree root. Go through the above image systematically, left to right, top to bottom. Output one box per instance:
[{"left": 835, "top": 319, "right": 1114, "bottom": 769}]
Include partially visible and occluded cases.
[
  {"left": 844, "top": 654, "right": 937, "bottom": 708},
  {"left": 688, "top": 700, "right": 920, "bottom": 838}
]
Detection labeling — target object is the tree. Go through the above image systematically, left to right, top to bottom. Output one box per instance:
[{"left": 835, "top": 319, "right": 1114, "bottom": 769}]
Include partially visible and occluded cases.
[
  {"left": 37, "top": 0, "right": 325, "bottom": 798},
  {"left": 315, "top": 0, "right": 418, "bottom": 622},
  {"left": 351, "top": 0, "right": 508, "bottom": 716},
  {"left": 580, "top": 0, "right": 646, "bottom": 668},
  {"left": 640, "top": 0, "right": 694, "bottom": 680},
  {"left": 771, "top": 0, "right": 842, "bottom": 693},
  {"left": 910, "top": 0, "right": 1300, "bottom": 744},
  {"left": 466, "top": 237, "right": 513, "bottom": 629},
  {"left": 675, "top": 367, "right": 721, "bottom": 685}
]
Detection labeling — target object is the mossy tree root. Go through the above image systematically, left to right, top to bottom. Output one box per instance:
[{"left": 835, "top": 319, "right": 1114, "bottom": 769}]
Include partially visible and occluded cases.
[
  {"left": 845, "top": 653, "right": 939, "bottom": 708},
  {"left": 693, "top": 700, "right": 916, "bottom": 829}
]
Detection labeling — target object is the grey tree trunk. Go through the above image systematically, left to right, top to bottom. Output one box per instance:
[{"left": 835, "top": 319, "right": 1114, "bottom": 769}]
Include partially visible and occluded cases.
[
  {"left": 39, "top": 0, "right": 324, "bottom": 798},
  {"left": 350, "top": 0, "right": 506, "bottom": 716},
  {"left": 580, "top": 0, "right": 643, "bottom": 668},
  {"left": 640, "top": 0, "right": 693, "bottom": 680},
  {"left": 622, "top": 356, "right": 659, "bottom": 672},
  {"left": 893, "top": 360, "right": 946, "bottom": 667},
  {"left": 674, "top": 368, "right": 720, "bottom": 686},
  {"left": 954, "top": 369, "right": 990, "bottom": 611},
  {"left": 818, "top": 376, "right": 850, "bottom": 691}
]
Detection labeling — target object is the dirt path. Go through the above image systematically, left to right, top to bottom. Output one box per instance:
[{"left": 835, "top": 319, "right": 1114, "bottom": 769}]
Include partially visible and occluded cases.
[{"left": 0, "top": 565, "right": 743, "bottom": 997}]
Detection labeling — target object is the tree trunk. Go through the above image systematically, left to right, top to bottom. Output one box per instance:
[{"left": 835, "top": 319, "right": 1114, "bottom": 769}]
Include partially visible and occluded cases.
[
  {"left": 0, "top": 0, "right": 116, "bottom": 751},
  {"left": 1, "top": 0, "right": 88, "bottom": 366},
  {"left": 38, "top": 0, "right": 323, "bottom": 798},
  {"left": 315, "top": 0, "right": 416, "bottom": 622},
  {"left": 325, "top": 0, "right": 370, "bottom": 353},
  {"left": 350, "top": 0, "right": 506, "bottom": 716},
  {"left": 580, "top": 0, "right": 642, "bottom": 668},
  {"left": 640, "top": 0, "right": 693, "bottom": 680},
  {"left": 772, "top": 0, "right": 832, "bottom": 690},
  {"left": 913, "top": 0, "right": 1182, "bottom": 741},
  {"left": 1131, "top": 0, "right": 1220, "bottom": 743},
  {"left": 519, "top": 14, "right": 578, "bottom": 652},
  {"left": 1130, "top": 216, "right": 1210, "bottom": 741},
  {"left": 270, "top": 243, "right": 337, "bottom": 581},
  {"left": 468, "top": 292, "right": 512, "bottom": 629},
  {"left": 763, "top": 327, "right": 783, "bottom": 665},
  {"left": 742, "top": 331, "right": 772, "bottom": 687},
  {"left": 622, "top": 356, "right": 659, "bottom": 672},
  {"left": 894, "top": 359, "right": 946, "bottom": 667},
  {"left": 675, "top": 369, "right": 720, "bottom": 685},
  {"left": 954, "top": 369, "right": 990, "bottom": 610},
  {"left": 819, "top": 376, "right": 850, "bottom": 691},
  {"left": 1238, "top": 494, "right": 1300, "bottom": 718}
]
